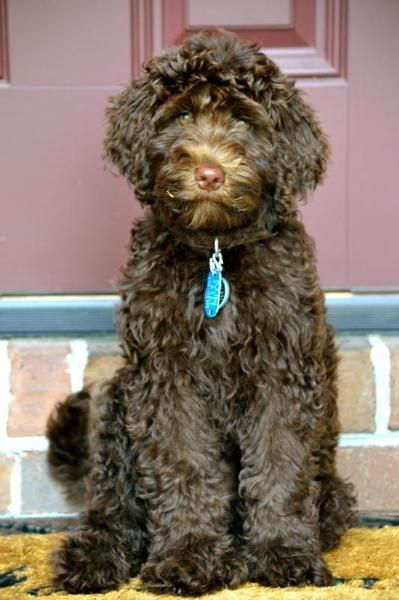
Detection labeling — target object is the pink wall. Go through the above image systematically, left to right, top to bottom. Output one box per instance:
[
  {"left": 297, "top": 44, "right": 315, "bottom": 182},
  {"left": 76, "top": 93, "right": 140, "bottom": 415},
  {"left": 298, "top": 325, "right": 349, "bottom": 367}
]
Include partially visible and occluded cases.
[{"left": 347, "top": 0, "right": 399, "bottom": 289}]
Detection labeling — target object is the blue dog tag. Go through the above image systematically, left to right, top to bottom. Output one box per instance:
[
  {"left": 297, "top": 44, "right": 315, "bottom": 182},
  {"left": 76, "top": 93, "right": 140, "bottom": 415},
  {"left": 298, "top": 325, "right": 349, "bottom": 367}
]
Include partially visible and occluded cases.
[{"left": 204, "top": 240, "right": 230, "bottom": 318}]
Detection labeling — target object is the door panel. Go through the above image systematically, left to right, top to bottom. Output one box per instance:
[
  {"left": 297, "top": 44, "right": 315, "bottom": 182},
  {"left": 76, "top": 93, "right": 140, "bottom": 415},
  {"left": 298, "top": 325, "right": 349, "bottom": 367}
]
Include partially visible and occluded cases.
[
  {"left": 0, "top": 0, "right": 398, "bottom": 292},
  {"left": 0, "top": 0, "right": 139, "bottom": 293},
  {"left": 8, "top": 0, "right": 131, "bottom": 86},
  {"left": 160, "top": 0, "right": 314, "bottom": 51},
  {"left": 187, "top": 0, "right": 293, "bottom": 29},
  {"left": 347, "top": 0, "right": 399, "bottom": 289},
  {"left": 301, "top": 82, "right": 348, "bottom": 288},
  {"left": 0, "top": 89, "right": 136, "bottom": 292}
]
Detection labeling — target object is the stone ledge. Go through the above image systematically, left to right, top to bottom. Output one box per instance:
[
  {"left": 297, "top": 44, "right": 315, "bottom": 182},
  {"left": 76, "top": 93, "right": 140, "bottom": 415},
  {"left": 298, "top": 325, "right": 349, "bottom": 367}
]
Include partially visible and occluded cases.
[{"left": 2, "top": 293, "right": 399, "bottom": 333}]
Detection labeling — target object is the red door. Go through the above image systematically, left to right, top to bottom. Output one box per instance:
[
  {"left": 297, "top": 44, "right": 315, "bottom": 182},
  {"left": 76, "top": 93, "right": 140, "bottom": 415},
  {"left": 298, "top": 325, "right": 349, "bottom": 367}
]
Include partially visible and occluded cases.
[{"left": 0, "top": 0, "right": 398, "bottom": 292}]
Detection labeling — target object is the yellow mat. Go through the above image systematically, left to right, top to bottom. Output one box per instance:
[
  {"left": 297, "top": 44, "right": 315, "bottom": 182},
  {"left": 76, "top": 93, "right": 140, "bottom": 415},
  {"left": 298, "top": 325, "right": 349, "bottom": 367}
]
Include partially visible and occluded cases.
[{"left": 0, "top": 528, "right": 398, "bottom": 599}]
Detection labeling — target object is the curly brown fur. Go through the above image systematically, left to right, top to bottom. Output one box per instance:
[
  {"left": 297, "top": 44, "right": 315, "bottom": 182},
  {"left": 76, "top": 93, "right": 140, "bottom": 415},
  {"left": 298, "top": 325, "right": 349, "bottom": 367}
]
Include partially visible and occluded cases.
[
  {"left": 48, "top": 31, "right": 356, "bottom": 595},
  {"left": 47, "top": 390, "right": 90, "bottom": 483}
]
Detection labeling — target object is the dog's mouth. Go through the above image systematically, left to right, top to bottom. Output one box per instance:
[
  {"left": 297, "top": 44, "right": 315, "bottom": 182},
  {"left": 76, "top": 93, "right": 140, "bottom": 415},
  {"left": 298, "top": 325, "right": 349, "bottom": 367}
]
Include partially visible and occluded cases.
[
  {"left": 154, "top": 159, "right": 261, "bottom": 232},
  {"left": 176, "top": 197, "right": 256, "bottom": 231}
]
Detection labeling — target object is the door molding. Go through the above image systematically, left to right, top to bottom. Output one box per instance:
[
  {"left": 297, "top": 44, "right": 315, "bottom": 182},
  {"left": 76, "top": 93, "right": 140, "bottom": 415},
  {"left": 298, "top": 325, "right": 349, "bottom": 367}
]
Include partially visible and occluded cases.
[
  {"left": 0, "top": 0, "right": 9, "bottom": 83},
  {"left": 130, "top": 0, "right": 348, "bottom": 77}
]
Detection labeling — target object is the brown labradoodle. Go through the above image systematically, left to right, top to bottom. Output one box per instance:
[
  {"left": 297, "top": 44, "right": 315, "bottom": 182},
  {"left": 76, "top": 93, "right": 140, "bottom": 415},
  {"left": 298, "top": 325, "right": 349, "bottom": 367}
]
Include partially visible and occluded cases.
[{"left": 47, "top": 32, "right": 356, "bottom": 595}]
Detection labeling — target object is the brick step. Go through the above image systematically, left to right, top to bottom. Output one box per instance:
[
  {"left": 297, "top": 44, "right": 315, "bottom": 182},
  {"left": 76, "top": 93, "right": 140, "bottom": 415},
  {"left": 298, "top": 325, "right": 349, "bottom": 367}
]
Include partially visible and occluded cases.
[{"left": 0, "top": 334, "right": 398, "bottom": 517}]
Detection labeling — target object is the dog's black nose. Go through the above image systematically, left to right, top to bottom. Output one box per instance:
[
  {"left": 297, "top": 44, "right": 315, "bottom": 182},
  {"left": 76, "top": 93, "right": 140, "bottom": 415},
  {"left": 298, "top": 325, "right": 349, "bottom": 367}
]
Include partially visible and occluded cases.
[{"left": 195, "top": 164, "right": 225, "bottom": 191}]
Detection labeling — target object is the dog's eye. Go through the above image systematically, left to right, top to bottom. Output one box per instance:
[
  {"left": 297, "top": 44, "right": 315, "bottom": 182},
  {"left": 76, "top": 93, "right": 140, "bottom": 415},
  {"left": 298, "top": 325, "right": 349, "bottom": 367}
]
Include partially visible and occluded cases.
[{"left": 177, "top": 113, "right": 193, "bottom": 125}]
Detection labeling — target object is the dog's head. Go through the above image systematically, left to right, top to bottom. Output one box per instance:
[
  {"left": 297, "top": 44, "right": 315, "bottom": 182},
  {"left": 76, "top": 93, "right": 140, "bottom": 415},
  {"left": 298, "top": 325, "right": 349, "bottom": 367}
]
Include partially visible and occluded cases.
[{"left": 104, "top": 32, "right": 329, "bottom": 233}]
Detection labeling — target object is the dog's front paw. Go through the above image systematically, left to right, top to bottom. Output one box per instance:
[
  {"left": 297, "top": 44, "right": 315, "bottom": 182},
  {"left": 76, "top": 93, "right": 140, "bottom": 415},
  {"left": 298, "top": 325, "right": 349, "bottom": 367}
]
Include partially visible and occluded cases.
[
  {"left": 53, "top": 531, "right": 131, "bottom": 593},
  {"left": 141, "top": 538, "right": 247, "bottom": 595},
  {"left": 248, "top": 548, "right": 332, "bottom": 588}
]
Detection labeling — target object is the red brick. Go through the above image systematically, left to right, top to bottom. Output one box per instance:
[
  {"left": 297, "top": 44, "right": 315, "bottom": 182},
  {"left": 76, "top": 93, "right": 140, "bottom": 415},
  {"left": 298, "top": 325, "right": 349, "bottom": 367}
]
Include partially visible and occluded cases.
[
  {"left": 336, "top": 338, "right": 375, "bottom": 433},
  {"left": 385, "top": 338, "right": 399, "bottom": 430},
  {"left": 8, "top": 340, "right": 70, "bottom": 437},
  {"left": 337, "top": 446, "right": 399, "bottom": 512},
  {"left": 0, "top": 456, "right": 14, "bottom": 514}
]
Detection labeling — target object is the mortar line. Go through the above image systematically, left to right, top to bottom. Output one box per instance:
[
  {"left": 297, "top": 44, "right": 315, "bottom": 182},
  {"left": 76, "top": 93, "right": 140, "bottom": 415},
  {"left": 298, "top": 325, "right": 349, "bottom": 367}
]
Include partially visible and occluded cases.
[
  {"left": 67, "top": 339, "right": 89, "bottom": 393},
  {"left": 339, "top": 432, "right": 399, "bottom": 447},
  {"left": 1, "top": 436, "right": 49, "bottom": 453},
  {"left": 8, "top": 454, "right": 22, "bottom": 517}
]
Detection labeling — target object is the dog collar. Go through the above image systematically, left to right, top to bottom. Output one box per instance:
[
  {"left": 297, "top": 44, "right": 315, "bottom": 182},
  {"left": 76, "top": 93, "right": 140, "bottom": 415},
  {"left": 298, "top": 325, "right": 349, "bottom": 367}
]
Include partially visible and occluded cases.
[
  {"left": 162, "top": 205, "right": 277, "bottom": 253},
  {"left": 204, "top": 238, "right": 230, "bottom": 318}
]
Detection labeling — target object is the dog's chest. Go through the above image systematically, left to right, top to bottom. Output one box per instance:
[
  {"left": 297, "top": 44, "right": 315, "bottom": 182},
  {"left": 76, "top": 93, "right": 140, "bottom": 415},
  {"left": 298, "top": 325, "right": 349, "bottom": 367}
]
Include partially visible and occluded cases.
[
  {"left": 182, "top": 247, "right": 268, "bottom": 338},
  {"left": 185, "top": 274, "right": 239, "bottom": 345},
  {"left": 183, "top": 298, "right": 243, "bottom": 428}
]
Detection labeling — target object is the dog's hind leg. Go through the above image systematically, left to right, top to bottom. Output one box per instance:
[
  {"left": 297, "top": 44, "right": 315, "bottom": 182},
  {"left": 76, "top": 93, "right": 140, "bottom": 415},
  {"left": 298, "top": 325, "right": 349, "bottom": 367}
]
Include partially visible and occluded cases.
[
  {"left": 317, "top": 326, "right": 357, "bottom": 551},
  {"left": 51, "top": 377, "right": 147, "bottom": 593},
  {"left": 317, "top": 400, "right": 357, "bottom": 552},
  {"left": 316, "top": 402, "right": 357, "bottom": 552},
  {"left": 317, "top": 425, "right": 357, "bottom": 552},
  {"left": 318, "top": 472, "right": 357, "bottom": 551}
]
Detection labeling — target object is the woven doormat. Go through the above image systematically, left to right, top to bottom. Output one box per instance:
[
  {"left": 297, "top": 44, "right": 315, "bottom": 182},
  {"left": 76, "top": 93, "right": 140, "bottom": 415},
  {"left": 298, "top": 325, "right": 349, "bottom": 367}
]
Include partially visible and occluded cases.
[{"left": 0, "top": 528, "right": 398, "bottom": 599}]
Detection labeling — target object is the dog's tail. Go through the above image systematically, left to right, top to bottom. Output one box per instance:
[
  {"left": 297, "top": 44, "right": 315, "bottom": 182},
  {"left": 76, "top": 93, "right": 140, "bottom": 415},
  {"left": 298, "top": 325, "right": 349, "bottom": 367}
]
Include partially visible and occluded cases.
[{"left": 46, "top": 390, "right": 90, "bottom": 499}]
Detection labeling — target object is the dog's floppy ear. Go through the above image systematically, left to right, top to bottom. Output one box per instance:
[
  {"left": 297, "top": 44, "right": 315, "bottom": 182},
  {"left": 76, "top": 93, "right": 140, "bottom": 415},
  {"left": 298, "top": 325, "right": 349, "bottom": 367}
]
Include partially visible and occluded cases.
[
  {"left": 103, "top": 76, "right": 158, "bottom": 204},
  {"left": 267, "top": 77, "right": 330, "bottom": 203}
]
